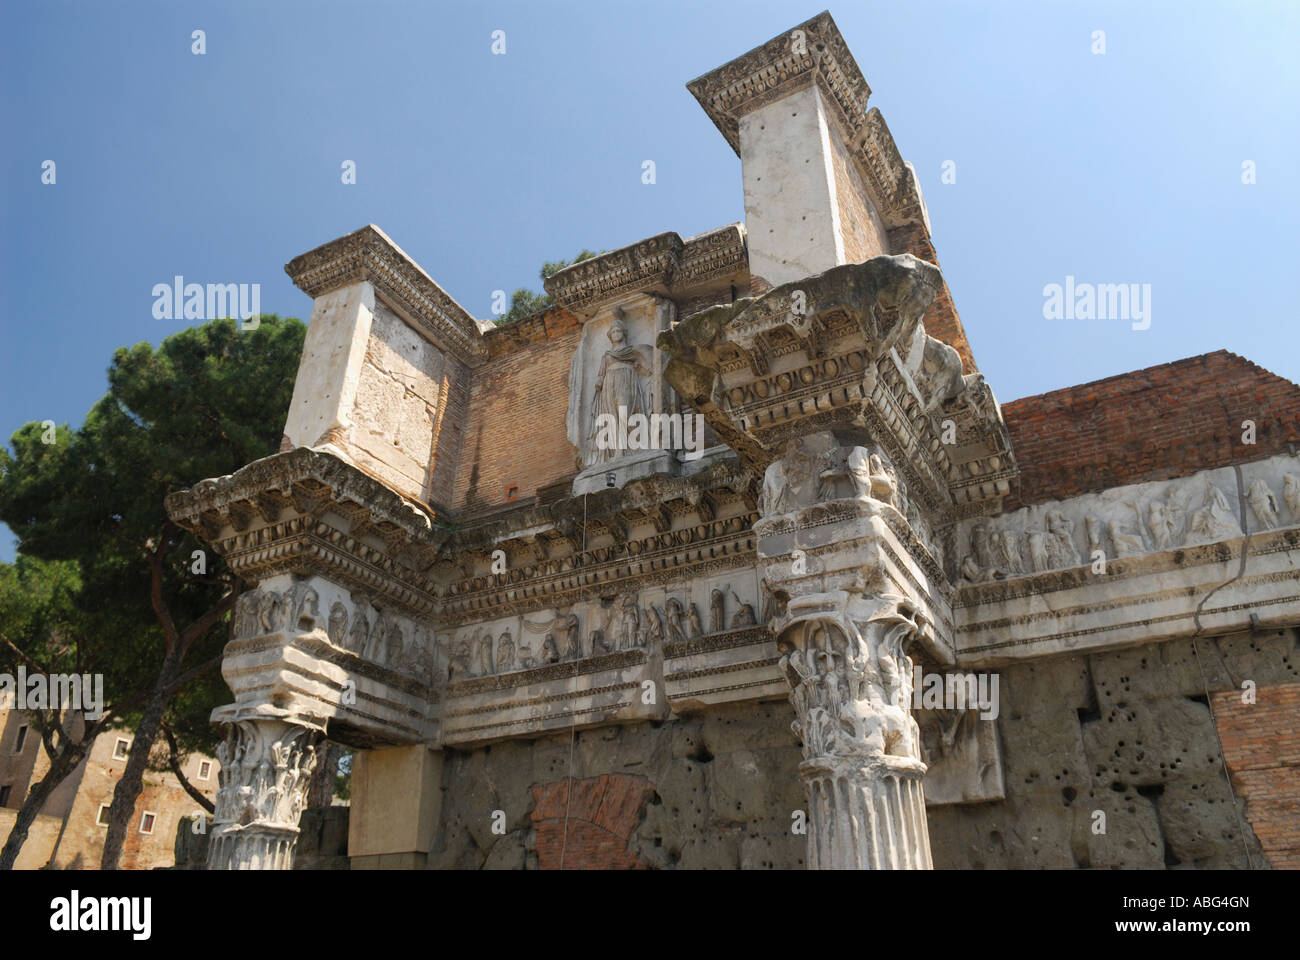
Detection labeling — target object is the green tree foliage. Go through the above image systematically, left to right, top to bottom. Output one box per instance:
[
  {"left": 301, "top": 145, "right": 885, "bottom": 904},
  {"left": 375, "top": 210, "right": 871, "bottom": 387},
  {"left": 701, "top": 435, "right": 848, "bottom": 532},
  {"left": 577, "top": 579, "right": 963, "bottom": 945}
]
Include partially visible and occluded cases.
[
  {"left": 493, "top": 250, "right": 602, "bottom": 325},
  {"left": 0, "top": 315, "right": 306, "bottom": 868}
]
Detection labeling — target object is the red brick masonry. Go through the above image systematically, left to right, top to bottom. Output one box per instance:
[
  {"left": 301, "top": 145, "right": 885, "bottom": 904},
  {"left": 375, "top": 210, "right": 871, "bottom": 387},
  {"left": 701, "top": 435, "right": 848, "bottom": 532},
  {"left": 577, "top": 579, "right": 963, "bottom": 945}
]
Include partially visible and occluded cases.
[
  {"left": 1003, "top": 350, "right": 1300, "bottom": 509},
  {"left": 1211, "top": 682, "right": 1300, "bottom": 869},
  {"left": 531, "top": 773, "right": 656, "bottom": 870}
]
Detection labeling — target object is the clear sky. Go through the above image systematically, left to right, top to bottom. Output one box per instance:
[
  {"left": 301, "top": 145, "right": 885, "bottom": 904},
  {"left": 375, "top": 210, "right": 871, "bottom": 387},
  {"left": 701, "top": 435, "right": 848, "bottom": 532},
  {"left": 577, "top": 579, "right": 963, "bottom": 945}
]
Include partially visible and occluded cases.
[{"left": 2, "top": 0, "right": 1298, "bottom": 562}]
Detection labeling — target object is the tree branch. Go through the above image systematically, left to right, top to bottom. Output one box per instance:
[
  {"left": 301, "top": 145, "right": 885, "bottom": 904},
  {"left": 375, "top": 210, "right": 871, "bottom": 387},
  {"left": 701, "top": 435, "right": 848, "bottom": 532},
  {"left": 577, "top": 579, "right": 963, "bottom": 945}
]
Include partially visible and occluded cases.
[{"left": 161, "top": 721, "right": 214, "bottom": 814}]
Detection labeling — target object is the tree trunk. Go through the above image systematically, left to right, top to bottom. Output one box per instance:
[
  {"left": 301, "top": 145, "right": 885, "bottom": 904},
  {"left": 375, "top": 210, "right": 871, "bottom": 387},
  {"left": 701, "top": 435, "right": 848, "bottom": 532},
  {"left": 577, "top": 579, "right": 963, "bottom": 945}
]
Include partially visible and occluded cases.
[
  {"left": 99, "top": 652, "right": 181, "bottom": 870},
  {"left": 0, "top": 737, "right": 88, "bottom": 870}
]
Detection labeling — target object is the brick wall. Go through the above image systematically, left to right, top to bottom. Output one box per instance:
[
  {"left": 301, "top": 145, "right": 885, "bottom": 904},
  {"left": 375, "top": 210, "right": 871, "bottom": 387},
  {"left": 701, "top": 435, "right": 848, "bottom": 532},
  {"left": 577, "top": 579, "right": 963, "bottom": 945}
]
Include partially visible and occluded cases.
[
  {"left": 452, "top": 308, "right": 582, "bottom": 516},
  {"left": 1003, "top": 350, "right": 1300, "bottom": 508},
  {"left": 1211, "top": 682, "right": 1300, "bottom": 869},
  {"left": 530, "top": 773, "right": 655, "bottom": 870}
]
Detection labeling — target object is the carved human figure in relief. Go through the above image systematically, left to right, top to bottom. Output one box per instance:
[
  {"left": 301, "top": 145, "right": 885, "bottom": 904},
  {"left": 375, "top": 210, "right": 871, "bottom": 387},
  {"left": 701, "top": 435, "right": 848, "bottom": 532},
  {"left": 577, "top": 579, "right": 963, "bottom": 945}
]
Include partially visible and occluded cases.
[
  {"left": 587, "top": 310, "right": 654, "bottom": 464},
  {"left": 760, "top": 437, "right": 820, "bottom": 516},
  {"left": 1285, "top": 475, "right": 1300, "bottom": 520},
  {"left": 1247, "top": 478, "right": 1280, "bottom": 529},
  {"left": 1190, "top": 482, "right": 1239, "bottom": 540},
  {"left": 1146, "top": 488, "right": 1185, "bottom": 550},
  {"left": 1045, "top": 510, "right": 1078, "bottom": 569},
  {"left": 1108, "top": 520, "right": 1144, "bottom": 558},
  {"left": 709, "top": 588, "right": 725, "bottom": 633},
  {"left": 729, "top": 590, "right": 756, "bottom": 628},
  {"left": 616, "top": 595, "right": 641, "bottom": 650},
  {"left": 663, "top": 598, "right": 686, "bottom": 645},
  {"left": 685, "top": 603, "right": 704, "bottom": 640},
  {"left": 560, "top": 614, "right": 581, "bottom": 660},
  {"left": 496, "top": 632, "right": 515, "bottom": 673}
]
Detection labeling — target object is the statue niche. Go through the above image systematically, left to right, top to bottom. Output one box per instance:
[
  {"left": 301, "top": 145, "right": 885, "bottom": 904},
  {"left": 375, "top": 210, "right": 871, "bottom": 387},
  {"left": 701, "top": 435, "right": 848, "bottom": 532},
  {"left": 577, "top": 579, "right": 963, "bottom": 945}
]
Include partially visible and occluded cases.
[{"left": 567, "top": 306, "right": 656, "bottom": 468}]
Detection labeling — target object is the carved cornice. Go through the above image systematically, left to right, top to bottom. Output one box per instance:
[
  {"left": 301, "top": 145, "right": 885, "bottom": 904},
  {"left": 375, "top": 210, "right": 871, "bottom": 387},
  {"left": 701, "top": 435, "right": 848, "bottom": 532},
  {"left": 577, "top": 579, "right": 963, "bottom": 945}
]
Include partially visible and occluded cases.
[
  {"left": 686, "top": 11, "right": 925, "bottom": 230},
  {"left": 284, "top": 224, "right": 487, "bottom": 365},
  {"left": 543, "top": 225, "right": 749, "bottom": 318},
  {"left": 658, "top": 255, "right": 1018, "bottom": 523},
  {"left": 165, "top": 448, "right": 448, "bottom": 620}
]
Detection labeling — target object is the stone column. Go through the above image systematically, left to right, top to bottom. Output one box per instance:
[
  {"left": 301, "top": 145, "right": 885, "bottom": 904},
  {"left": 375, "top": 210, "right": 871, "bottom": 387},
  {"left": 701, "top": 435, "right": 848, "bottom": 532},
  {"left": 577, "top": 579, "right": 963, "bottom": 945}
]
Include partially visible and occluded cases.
[
  {"left": 758, "top": 432, "right": 941, "bottom": 870},
  {"left": 778, "top": 602, "right": 932, "bottom": 870},
  {"left": 208, "top": 715, "right": 325, "bottom": 870}
]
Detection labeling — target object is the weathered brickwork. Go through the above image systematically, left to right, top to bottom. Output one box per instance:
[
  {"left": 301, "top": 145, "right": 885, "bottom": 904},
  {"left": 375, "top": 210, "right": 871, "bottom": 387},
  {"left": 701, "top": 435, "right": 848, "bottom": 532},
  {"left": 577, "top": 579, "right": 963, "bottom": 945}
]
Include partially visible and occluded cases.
[
  {"left": 452, "top": 308, "right": 582, "bottom": 516},
  {"left": 1003, "top": 351, "right": 1300, "bottom": 509},
  {"left": 1212, "top": 681, "right": 1300, "bottom": 869}
]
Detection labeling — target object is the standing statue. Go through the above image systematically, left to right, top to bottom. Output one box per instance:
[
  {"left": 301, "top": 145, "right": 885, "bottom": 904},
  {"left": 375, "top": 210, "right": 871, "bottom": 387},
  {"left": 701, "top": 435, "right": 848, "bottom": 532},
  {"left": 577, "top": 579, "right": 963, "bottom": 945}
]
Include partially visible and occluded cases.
[
  {"left": 586, "top": 309, "right": 654, "bottom": 464},
  {"left": 664, "top": 598, "right": 687, "bottom": 644},
  {"left": 561, "top": 613, "right": 582, "bottom": 660}
]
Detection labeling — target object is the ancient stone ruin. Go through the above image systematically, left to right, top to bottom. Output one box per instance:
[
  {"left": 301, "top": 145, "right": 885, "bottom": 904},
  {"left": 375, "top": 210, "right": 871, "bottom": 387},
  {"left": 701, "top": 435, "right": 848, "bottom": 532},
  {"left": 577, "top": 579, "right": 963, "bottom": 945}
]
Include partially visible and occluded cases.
[{"left": 167, "top": 13, "right": 1300, "bottom": 870}]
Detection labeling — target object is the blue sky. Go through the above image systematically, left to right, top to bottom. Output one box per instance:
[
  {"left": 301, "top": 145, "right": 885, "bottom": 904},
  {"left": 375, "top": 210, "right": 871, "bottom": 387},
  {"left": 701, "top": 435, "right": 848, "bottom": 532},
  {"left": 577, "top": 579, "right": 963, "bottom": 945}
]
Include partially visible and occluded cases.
[{"left": 2, "top": 0, "right": 1298, "bottom": 561}]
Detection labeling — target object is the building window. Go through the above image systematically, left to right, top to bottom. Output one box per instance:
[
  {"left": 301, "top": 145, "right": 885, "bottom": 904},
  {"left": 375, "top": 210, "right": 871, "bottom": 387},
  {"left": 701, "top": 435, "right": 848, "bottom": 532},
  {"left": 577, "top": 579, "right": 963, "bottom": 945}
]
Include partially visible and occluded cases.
[
  {"left": 14, "top": 725, "right": 27, "bottom": 753},
  {"left": 113, "top": 738, "right": 130, "bottom": 760},
  {"left": 197, "top": 760, "right": 212, "bottom": 781},
  {"left": 0, "top": 785, "right": 11, "bottom": 806},
  {"left": 97, "top": 804, "right": 111, "bottom": 826},
  {"left": 139, "top": 811, "right": 156, "bottom": 835}
]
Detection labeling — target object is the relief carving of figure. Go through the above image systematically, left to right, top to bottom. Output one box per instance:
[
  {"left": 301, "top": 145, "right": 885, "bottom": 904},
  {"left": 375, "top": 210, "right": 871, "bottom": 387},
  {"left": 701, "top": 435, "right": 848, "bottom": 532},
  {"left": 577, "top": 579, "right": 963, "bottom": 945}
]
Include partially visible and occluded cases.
[
  {"left": 586, "top": 309, "right": 654, "bottom": 465},
  {"left": 760, "top": 436, "right": 822, "bottom": 516},
  {"left": 1284, "top": 475, "right": 1300, "bottom": 519},
  {"left": 1247, "top": 478, "right": 1280, "bottom": 530},
  {"left": 1190, "top": 482, "right": 1240, "bottom": 541},
  {"left": 1146, "top": 488, "right": 1185, "bottom": 550},
  {"left": 1045, "top": 510, "right": 1078, "bottom": 568},
  {"left": 1108, "top": 520, "right": 1145, "bottom": 558},
  {"left": 293, "top": 583, "right": 320, "bottom": 631},
  {"left": 709, "top": 588, "right": 724, "bottom": 633},
  {"left": 729, "top": 589, "right": 756, "bottom": 628},
  {"left": 233, "top": 590, "right": 260, "bottom": 639},
  {"left": 257, "top": 590, "right": 286, "bottom": 634},
  {"left": 616, "top": 595, "right": 641, "bottom": 650},
  {"left": 663, "top": 598, "right": 685, "bottom": 645},
  {"left": 326, "top": 602, "right": 349, "bottom": 647},
  {"left": 686, "top": 603, "right": 704, "bottom": 640},
  {"left": 645, "top": 605, "right": 666, "bottom": 648},
  {"left": 346, "top": 609, "right": 370, "bottom": 655},
  {"left": 560, "top": 614, "right": 581, "bottom": 660},
  {"left": 384, "top": 623, "right": 404, "bottom": 667},
  {"left": 590, "top": 629, "right": 611, "bottom": 656},
  {"left": 496, "top": 631, "right": 515, "bottom": 673},
  {"left": 476, "top": 633, "right": 495, "bottom": 675},
  {"left": 540, "top": 633, "right": 560, "bottom": 664},
  {"left": 449, "top": 639, "right": 470, "bottom": 680}
]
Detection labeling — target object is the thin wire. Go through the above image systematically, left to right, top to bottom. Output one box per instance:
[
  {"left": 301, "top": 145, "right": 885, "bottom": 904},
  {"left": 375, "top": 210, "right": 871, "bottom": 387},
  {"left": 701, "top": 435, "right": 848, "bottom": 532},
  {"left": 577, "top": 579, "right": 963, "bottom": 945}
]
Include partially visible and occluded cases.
[
  {"left": 1187, "top": 464, "right": 1254, "bottom": 870},
  {"left": 559, "top": 491, "right": 587, "bottom": 870}
]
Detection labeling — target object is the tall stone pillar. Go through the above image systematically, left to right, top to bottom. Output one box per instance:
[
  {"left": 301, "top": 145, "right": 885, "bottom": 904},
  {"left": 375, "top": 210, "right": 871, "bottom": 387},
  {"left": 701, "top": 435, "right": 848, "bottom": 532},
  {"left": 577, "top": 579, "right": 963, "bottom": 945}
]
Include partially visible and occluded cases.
[
  {"left": 758, "top": 433, "right": 939, "bottom": 869},
  {"left": 208, "top": 714, "right": 326, "bottom": 870}
]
